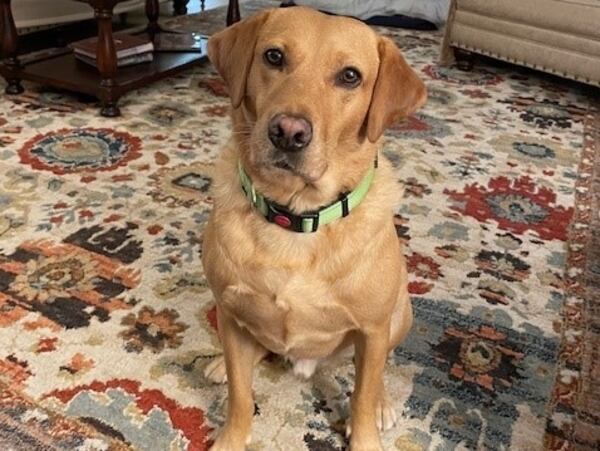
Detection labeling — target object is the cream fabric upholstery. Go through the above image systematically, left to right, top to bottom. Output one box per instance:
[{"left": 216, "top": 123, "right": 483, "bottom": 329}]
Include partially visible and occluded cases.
[{"left": 440, "top": 0, "right": 600, "bottom": 87}]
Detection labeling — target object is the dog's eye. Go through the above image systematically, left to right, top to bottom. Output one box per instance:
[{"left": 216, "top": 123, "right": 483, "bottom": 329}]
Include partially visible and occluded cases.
[
  {"left": 264, "top": 48, "right": 284, "bottom": 67},
  {"left": 337, "top": 67, "right": 362, "bottom": 88}
]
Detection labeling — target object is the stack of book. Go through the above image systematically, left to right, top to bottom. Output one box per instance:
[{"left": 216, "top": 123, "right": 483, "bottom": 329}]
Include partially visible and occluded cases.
[
  {"left": 153, "top": 31, "right": 208, "bottom": 53},
  {"left": 71, "top": 34, "right": 154, "bottom": 68}
]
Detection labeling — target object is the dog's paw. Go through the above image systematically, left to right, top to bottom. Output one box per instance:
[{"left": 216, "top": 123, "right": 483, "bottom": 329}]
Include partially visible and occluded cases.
[
  {"left": 204, "top": 356, "right": 227, "bottom": 384},
  {"left": 376, "top": 395, "right": 397, "bottom": 431},
  {"left": 345, "top": 397, "right": 396, "bottom": 437},
  {"left": 346, "top": 428, "right": 384, "bottom": 451},
  {"left": 210, "top": 429, "right": 252, "bottom": 451},
  {"left": 349, "top": 440, "right": 384, "bottom": 451}
]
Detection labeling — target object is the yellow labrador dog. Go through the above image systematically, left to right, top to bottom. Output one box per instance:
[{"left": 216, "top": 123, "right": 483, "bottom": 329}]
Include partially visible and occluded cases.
[{"left": 202, "top": 6, "right": 426, "bottom": 451}]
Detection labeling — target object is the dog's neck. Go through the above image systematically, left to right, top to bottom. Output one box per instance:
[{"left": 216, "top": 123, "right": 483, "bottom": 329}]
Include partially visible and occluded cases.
[{"left": 237, "top": 156, "right": 377, "bottom": 233}]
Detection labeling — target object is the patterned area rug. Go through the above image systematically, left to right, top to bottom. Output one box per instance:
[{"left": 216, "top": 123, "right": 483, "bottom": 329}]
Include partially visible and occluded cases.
[
  {"left": 1, "top": 1, "right": 599, "bottom": 450},
  {"left": 0, "top": 380, "right": 130, "bottom": 451}
]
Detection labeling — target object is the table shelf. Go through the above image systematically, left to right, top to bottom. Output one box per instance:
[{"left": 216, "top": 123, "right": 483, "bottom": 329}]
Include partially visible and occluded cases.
[
  {"left": 0, "top": 0, "right": 240, "bottom": 116},
  {"left": 12, "top": 49, "right": 205, "bottom": 98}
]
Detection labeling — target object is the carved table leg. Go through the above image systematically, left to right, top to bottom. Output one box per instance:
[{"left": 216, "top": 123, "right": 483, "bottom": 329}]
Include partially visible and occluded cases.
[
  {"left": 0, "top": 0, "right": 24, "bottom": 95},
  {"left": 146, "top": 0, "right": 160, "bottom": 36},
  {"left": 173, "top": 0, "right": 189, "bottom": 15},
  {"left": 227, "top": 0, "right": 241, "bottom": 25},
  {"left": 95, "top": 5, "right": 120, "bottom": 117},
  {"left": 454, "top": 48, "right": 474, "bottom": 71},
  {"left": 99, "top": 96, "right": 121, "bottom": 118}
]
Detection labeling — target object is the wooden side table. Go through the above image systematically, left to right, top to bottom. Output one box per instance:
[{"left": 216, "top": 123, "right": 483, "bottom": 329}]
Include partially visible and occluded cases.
[{"left": 0, "top": 0, "right": 241, "bottom": 117}]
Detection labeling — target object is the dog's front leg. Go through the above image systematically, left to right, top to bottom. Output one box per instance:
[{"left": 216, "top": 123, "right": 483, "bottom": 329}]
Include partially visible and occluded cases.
[
  {"left": 211, "top": 306, "right": 262, "bottom": 451},
  {"left": 349, "top": 327, "right": 390, "bottom": 451}
]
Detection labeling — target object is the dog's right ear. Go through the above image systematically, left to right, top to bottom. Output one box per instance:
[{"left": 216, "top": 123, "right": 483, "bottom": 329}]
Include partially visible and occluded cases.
[{"left": 208, "top": 11, "right": 271, "bottom": 109}]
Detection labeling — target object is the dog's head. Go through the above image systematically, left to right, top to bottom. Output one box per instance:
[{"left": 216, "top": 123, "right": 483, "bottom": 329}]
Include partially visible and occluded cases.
[{"left": 208, "top": 7, "right": 426, "bottom": 210}]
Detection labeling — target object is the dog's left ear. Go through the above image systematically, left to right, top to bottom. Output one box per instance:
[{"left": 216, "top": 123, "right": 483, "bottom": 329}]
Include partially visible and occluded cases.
[
  {"left": 208, "top": 11, "right": 271, "bottom": 109},
  {"left": 364, "top": 37, "right": 427, "bottom": 143}
]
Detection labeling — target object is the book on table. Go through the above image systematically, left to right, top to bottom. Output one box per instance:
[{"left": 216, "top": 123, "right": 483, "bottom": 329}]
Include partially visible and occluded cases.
[
  {"left": 153, "top": 32, "right": 208, "bottom": 53},
  {"left": 70, "top": 34, "right": 154, "bottom": 68},
  {"left": 75, "top": 52, "right": 154, "bottom": 68}
]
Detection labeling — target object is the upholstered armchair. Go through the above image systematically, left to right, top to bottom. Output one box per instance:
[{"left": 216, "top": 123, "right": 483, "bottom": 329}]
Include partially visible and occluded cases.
[{"left": 440, "top": 0, "right": 600, "bottom": 87}]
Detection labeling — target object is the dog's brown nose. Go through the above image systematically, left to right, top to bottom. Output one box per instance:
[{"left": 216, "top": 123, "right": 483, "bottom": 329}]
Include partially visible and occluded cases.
[{"left": 268, "top": 114, "right": 312, "bottom": 152}]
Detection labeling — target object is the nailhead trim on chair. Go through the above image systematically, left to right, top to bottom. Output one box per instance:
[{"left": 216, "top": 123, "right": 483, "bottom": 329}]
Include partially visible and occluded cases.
[{"left": 451, "top": 42, "right": 599, "bottom": 87}]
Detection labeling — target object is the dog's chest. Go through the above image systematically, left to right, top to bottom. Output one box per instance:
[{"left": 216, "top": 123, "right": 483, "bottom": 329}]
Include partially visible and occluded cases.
[{"left": 221, "top": 273, "right": 357, "bottom": 358}]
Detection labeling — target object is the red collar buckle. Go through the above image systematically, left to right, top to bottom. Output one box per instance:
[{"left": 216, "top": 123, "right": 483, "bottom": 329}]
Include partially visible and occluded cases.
[{"left": 273, "top": 214, "right": 292, "bottom": 228}]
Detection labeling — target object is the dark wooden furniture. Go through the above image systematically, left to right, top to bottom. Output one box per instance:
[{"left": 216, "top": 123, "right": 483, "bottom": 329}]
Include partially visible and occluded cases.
[
  {"left": 0, "top": 0, "right": 241, "bottom": 117},
  {"left": 173, "top": 0, "right": 191, "bottom": 15}
]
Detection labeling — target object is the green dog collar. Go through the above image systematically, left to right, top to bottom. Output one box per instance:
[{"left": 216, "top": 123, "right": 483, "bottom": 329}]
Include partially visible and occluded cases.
[{"left": 238, "top": 157, "right": 377, "bottom": 233}]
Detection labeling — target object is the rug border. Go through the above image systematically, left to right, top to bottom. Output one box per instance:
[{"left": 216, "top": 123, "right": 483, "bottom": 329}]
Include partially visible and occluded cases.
[{"left": 544, "top": 103, "right": 600, "bottom": 450}]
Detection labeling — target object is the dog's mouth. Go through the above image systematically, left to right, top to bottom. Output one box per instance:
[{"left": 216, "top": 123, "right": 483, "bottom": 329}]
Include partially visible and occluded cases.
[
  {"left": 260, "top": 148, "right": 326, "bottom": 185},
  {"left": 270, "top": 149, "right": 303, "bottom": 174},
  {"left": 269, "top": 157, "right": 318, "bottom": 184},
  {"left": 269, "top": 158, "right": 327, "bottom": 186},
  {"left": 274, "top": 159, "right": 294, "bottom": 172}
]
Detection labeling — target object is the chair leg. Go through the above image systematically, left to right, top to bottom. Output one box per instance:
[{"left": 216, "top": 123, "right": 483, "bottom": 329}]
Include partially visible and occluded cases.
[{"left": 454, "top": 48, "right": 474, "bottom": 71}]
